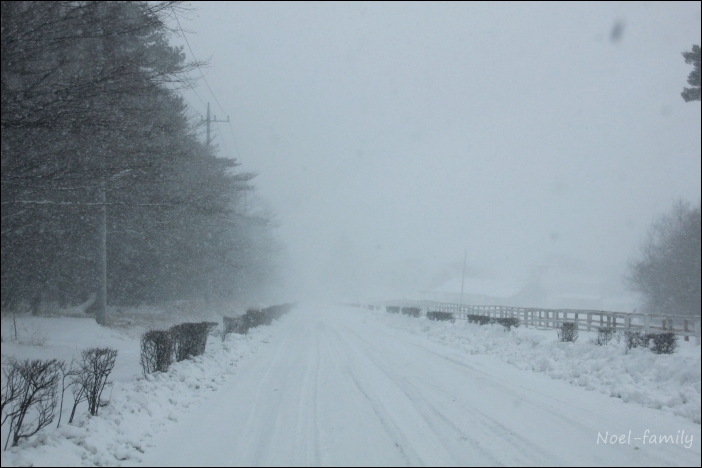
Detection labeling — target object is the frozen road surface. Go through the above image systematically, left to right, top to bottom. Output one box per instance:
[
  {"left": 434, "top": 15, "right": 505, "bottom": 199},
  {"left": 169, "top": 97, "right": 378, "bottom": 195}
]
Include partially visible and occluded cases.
[{"left": 137, "top": 304, "right": 700, "bottom": 466}]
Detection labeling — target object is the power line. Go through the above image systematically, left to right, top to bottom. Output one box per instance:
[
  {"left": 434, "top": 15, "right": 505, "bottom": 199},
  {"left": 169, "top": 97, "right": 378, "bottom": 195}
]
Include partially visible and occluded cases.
[
  {"left": 171, "top": 8, "right": 243, "bottom": 162},
  {"left": 172, "top": 10, "right": 228, "bottom": 117},
  {"left": 188, "top": 86, "right": 207, "bottom": 110},
  {"left": 180, "top": 95, "right": 205, "bottom": 122},
  {"left": 215, "top": 121, "right": 232, "bottom": 159},
  {"left": 227, "top": 121, "right": 242, "bottom": 160}
]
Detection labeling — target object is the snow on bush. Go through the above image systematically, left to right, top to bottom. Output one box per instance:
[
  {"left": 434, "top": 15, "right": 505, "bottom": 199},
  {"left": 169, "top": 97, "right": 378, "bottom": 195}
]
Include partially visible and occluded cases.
[{"left": 1, "top": 315, "right": 285, "bottom": 466}]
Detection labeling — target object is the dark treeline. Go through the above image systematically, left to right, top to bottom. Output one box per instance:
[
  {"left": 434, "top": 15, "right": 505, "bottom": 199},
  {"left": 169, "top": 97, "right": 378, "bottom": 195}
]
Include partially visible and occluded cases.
[{"left": 1, "top": 1, "right": 278, "bottom": 317}]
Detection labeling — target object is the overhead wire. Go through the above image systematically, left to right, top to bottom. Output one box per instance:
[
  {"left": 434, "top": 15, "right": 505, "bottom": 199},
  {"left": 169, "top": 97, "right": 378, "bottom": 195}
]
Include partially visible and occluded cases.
[
  {"left": 172, "top": 8, "right": 243, "bottom": 161},
  {"left": 172, "top": 10, "right": 228, "bottom": 117},
  {"left": 214, "top": 121, "right": 232, "bottom": 159},
  {"left": 227, "top": 121, "right": 243, "bottom": 160}
]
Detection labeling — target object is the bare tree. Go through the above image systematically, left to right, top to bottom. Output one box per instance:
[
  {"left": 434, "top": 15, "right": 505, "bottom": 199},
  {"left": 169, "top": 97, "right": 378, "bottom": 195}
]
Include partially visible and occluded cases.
[{"left": 627, "top": 200, "right": 701, "bottom": 318}]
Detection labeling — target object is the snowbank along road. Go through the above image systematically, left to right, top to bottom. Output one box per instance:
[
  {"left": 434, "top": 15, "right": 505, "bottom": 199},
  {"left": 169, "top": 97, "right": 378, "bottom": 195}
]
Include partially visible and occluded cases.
[{"left": 135, "top": 304, "right": 700, "bottom": 466}]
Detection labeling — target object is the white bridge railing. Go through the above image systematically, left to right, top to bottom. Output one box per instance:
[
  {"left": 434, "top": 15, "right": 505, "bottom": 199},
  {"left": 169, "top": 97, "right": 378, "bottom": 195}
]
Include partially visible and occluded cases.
[{"left": 353, "top": 300, "right": 701, "bottom": 345}]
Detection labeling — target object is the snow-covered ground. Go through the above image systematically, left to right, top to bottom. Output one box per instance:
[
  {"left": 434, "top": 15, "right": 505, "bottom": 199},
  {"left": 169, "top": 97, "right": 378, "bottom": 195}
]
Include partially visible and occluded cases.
[
  {"left": 1, "top": 304, "right": 700, "bottom": 466},
  {"left": 1, "top": 309, "right": 280, "bottom": 466},
  {"left": 373, "top": 309, "right": 702, "bottom": 424}
]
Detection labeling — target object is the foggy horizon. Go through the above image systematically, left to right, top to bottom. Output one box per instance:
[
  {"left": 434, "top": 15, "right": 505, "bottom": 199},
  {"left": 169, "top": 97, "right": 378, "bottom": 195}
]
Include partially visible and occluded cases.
[{"left": 172, "top": 2, "right": 701, "bottom": 306}]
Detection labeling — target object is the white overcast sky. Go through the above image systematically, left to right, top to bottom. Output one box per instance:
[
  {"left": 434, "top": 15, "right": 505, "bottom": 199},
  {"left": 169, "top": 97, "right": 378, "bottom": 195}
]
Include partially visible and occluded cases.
[{"left": 171, "top": 2, "right": 701, "bottom": 299}]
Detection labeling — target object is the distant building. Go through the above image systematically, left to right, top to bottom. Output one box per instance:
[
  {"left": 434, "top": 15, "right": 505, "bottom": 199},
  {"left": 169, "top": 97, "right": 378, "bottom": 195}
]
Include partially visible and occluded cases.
[
  {"left": 423, "top": 271, "right": 637, "bottom": 312},
  {"left": 423, "top": 277, "right": 538, "bottom": 307}
]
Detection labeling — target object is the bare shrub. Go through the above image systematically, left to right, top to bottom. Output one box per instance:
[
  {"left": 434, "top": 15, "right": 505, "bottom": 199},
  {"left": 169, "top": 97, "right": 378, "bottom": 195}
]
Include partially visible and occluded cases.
[
  {"left": 386, "top": 306, "right": 400, "bottom": 314},
  {"left": 557, "top": 322, "right": 578, "bottom": 342},
  {"left": 17, "top": 324, "right": 47, "bottom": 347},
  {"left": 596, "top": 327, "right": 613, "bottom": 346},
  {"left": 140, "top": 330, "right": 173, "bottom": 376},
  {"left": 623, "top": 331, "right": 651, "bottom": 352},
  {"left": 68, "top": 348, "right": 118, "bottom": 419},
  {"left": 2, "top": 358, "right": 62, "bottom": 449},
  {"left": 1, "top": 359, "right": 22, "bottom": 428}
]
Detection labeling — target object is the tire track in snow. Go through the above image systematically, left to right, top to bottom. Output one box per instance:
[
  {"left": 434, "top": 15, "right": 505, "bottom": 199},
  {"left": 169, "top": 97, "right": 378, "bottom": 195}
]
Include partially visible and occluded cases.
[
  {"left": 351, "top": 311, "right": 698, "bottom": 467},
  {"left": 240, "top": 316, "right": 307, "bottom": 465},
  {"left": 292, "top": 320, "right": 321, "bottom": 465},
  {"left": 320, "top": 324, "right": 422, "bottom": 466},
  {"left": 332, "top": 324, "right": 502, "bottom": 466},
  {"left": 342, "top": 325, "right": 558, "bottom": 465}
]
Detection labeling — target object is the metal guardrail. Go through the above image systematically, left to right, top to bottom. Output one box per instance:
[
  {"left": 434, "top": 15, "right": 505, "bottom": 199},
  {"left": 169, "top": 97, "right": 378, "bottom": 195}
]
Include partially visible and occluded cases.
[{"left": 350, "top": 300, "right": 701, "bottom": 345}]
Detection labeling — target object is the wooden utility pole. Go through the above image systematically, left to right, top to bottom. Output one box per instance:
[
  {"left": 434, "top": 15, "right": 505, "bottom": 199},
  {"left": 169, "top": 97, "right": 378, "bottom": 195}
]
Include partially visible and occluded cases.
[
  {"left": 202, "top": 102, "right": 229, "bottom": 303},
  {"left": 204, "top": 102, "right": 229, "bottom": 149},
  {"left": 96, "top": 174, "right": 107, "bottom": 325},
  {"left": 459, "top": 250, "right": 467, "bottom": 305}
]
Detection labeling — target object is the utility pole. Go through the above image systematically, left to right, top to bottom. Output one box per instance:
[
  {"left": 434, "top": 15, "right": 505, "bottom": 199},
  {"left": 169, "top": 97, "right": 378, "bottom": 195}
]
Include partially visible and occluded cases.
[
  {"left": 202, "top": 102, "right": 229, "bottom": 303},
  {"left": 203, "top": 102, "right": 229, "bottom": 149},
  {"left": 96, "top": 171, "right": 107, "bottom": 325},
  {"left": 459, "top": 250, "right": 467, "bottom": 305}
]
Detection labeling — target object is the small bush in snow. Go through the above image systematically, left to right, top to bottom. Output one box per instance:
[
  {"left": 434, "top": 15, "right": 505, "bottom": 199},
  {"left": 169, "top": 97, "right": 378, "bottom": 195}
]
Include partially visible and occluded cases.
[
  {"left": 263, "top": 303, "right": 295, "bottom": 321},
  {"left": 263, "top": 305, "right": 280, "bottom": 321},
  {"left": 386, "top": 306, "right": 400, "bottom": 314},
  {"left": 401, "top": 307, "right": 421, "bottom": 318},
  {"left": 244, "top": 308, "right": 270, "bottom": 328},
  {"left": 427, "top": 311, "right": 455, "bottom": 322},
  {"left": 467, "top": 314, "right": 492, "bottom": 325},
  {"left": 223, "top": 316, "right": 248, "bottom": 338},
  {"left": 495, "top": 317, "right": 519, "bottom": 331},
  {"left": 557, "top": 322, "right": 578, "bottom": 342},
  {"left": 171, "top": 323, "right": 216, "bottom": 361},
  {"left": 595, "top": 327, "right": 613, "bottom": 346},
  {"left": 140, "top": 330, "right": 173, "bottom": 375},
  {"left": 623, "top": 331, "right": 651, "bottom": 352},
  {"left": 650, "top": 332, "right": 678, "bottom": 354},
  {"left": 2, "top": 358, "right": 62, "bottom": 449}
]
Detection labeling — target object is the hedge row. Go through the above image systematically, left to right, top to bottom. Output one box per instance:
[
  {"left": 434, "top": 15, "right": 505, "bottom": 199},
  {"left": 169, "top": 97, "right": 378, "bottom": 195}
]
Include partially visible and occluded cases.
[
  {"left": 222, "top": 303, "right": 296, "bottom": 339},
  {"left": 374, "top": 303, "right": 681, "bottom": 355},
  {"left": 140, "top": 304, "right": 297, "bottom": 377},
  {"left": 380, "top": 305, "right": 679, "bottom": 355},
  {"left": 384, "top": 306, "right": 421, "bottom": 317},
  {"left": 427, "top": 311, "right": 455, "bottom": 322},
  {"left": 467, "top": 314, "right": 520, "bottom": 330},
  {"left": 139, "top": 321, "right": 218, "bottom": 376},
  {"left": 555, "top": 327, "right": 679, "bottom": 354},
  {"left": 622, "top": 330, "right": 678, "bottom": 354}
]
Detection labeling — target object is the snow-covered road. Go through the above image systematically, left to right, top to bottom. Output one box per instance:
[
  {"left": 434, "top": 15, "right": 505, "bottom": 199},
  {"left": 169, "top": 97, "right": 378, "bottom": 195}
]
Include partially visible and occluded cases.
[{"left": 137, "top": 305, "right": 700, "bottom": 466}]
